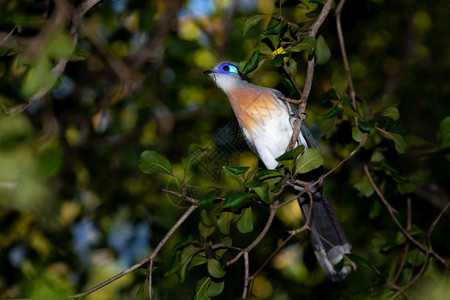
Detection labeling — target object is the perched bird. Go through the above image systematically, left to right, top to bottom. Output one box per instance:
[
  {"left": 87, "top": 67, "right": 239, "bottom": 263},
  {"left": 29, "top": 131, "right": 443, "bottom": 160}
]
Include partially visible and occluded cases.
[{"left": 203, "top": 61, "right": 352, "bottom": 281}]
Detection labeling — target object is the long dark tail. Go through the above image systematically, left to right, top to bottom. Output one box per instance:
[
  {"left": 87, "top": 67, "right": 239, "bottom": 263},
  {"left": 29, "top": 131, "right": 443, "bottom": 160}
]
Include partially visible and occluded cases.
[{"left": 297, "top": 192, "right": 352, "bottom": 281}]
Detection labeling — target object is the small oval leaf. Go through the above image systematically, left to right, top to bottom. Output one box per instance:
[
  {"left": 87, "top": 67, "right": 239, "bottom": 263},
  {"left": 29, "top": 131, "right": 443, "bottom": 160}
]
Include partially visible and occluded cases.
[
  {"left": 315, "top": 35, "right": 331, "bottom": 65},
  {"left": 295, "top": 148, "right": 324, "bottom": 174},
  {"left": 139, "top": 150, "right": 173, "bottom": 175},
  {"left": 222, "top": 190, "right": 253, "bottom": 210},
  {"left": 237, "top": 207, "right": 254, "bottom": 233},
  {"left": 207, "top": 258, "right": 226, "bottom": 278}
]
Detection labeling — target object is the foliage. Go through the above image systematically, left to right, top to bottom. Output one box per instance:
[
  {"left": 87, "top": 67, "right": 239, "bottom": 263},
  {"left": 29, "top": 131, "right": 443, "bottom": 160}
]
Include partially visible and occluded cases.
[{"left": 0, "top": 0, "right": 449, "bottom": 299}]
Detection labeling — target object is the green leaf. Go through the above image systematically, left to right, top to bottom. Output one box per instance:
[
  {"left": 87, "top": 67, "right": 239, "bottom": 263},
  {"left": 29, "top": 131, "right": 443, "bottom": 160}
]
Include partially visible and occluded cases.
[
  {"left": 236, "top": 14, "right": 267, "bottom": 35},
  {"left": 262, "top": 19, "right": 287, "bottom": 35},
  {"left": 46, "top": 32, "right": 73, "bottom": 59},
  {"left": 315, "top": 35, "right": 331, "bottom": 65},
  {"left": 287, "top": 37, "right": 316, "bottom": 54},
  {"left": 254, "top": 42, "right": 273, "bottom": 55},
  {"left": 241, "top": 51, "right": 260, "bottom": 74},
  {"left": 271, "top": 53, "right": 288, "bottom": 67},
  {"left": 21, "top": 57, "right": 56, "bottom": 98},
  {"left": 288, "top": 58, "right": 298, "bottom": 76},
  {"left": 331, "top": 70, "right": 348, "bottom": 95},
  {"left": 322, "top": 104, "right": 343, "bottom": 119},
  {"left": 381, "top": 106, "right": 400, "bottom": 121},
  {"left": 439, "top": 116, "right": 450, "bottom": 149},
  {"left": 359, "top": 119, "right": 376, "bottom": 131},
  {"left": 352, "top": 127, "right": 365, "bottom": 142},
  {"left": 375, "top": 127, "right": 407, "bottom": 154},
  {"left": 182, "top": 144, "right": 206, "bottom": 174},
  {"left": 276, "top": 145, "right": 304, "bottom": 171},
  {"left": 276, "top": 145, "right": 304, "bottom": 163},
  {"left": 295, "top": 148, "right": 324, "bottom": 174},
  {"left": 139, "top": 150, "right": 173, "bottom": 175},
  {"left": 223, "top": 166, "right": 250, "bottom": 185},
  {"left": 223, "top": 166, "right": 250, "bottom": 175},
  {"left": 255, "top": 168, "right": 284, "bottom": 180},
  {"left": 354, "top": 174, "right": 374, "bottom": 197},
  {"left": 244, "top": 182, "right": 270, "bottom": 204},
  {"left": 397, "top": 182, "right": 416, "bottom": 194},
  {"left": 197, "top": 189, "right": 222, "bottom": 206},
  {"left": 222, "top": 190, "right": 252, "bottom": 210},
  {"left": 237, "top": 207, "right": 254, "bottom": 233},
  {"left": 200, "top": 209, "right": 214, "bottom": 227},
  {"left": 217, "top": 211, "right": 234, "bottom": 234},
  {"left": 198, "top": 222, "right": 215, "bottom": 240},
  {"left": 172, "top": 235, "right": 192, "bottom": 251},
  {"left": 180, "top": 245, "right": 201, "bottom": 282},
  {"left": 406, "top": 249, "right": 426, "bottom": 266},
  {"left": 189, "top": 253, "right": 207, "bottom": 270},
  {"left": 346, "top": 254, "right": 380, "bottom": 274},
  {"left": 207, "top": 258, "right": 226, "bottom": 278},
  {"left": 194, "top": 277, "right": 211, "bottom": 300},
  {"left": 135, "top": 280, "right": 150, "bottom": 300},
  {"left": 207, "top": 281, "right": 224, "bottom": 297}
]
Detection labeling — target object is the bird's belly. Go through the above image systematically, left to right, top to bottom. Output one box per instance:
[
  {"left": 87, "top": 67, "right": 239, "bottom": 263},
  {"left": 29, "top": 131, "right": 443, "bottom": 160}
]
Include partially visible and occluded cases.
[{"left": 249, "top": 111, "right": 294, "bottom": 169}]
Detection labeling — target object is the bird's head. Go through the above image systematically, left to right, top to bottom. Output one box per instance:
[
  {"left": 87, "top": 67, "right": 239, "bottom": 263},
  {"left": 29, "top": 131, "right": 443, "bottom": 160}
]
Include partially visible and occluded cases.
[{"left": 203, "top": 62, "right": 247, "bottom": 92}]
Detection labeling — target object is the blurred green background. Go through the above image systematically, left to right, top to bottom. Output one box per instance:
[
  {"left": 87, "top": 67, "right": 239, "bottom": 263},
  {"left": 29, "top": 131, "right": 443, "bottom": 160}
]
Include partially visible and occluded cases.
[{"left": 0, "top": 0, "right": 449, "bottom": 299}]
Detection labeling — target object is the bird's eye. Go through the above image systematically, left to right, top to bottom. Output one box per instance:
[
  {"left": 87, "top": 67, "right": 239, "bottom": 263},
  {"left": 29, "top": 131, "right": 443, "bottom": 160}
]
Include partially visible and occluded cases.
[{"left": 223, "top": 65, "right": 230, "bottom": 71}]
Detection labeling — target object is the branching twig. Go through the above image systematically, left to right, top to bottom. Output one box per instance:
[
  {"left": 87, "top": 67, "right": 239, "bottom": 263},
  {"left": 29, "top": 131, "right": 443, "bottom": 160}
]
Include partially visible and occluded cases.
[
  {"left": 1, "top": 0, "right": 102, "bottom": 116},
  {"left": 335, "top": 0, "right": 357, "bottom": 117},
  {"left": 363, "top": 164, "right": 448, "bottom": 267},
  {"left": 63, "top": 204, "right": 198, "bottom": 300}
]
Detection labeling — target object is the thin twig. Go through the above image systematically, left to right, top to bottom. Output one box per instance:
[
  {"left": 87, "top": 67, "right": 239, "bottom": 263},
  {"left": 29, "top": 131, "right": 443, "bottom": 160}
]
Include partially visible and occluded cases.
[
  {"left": 335, "top": 0, "right": 357, "bottom": 125},
  {"left": 364, "top": 164, "right": 447, "bottom": 267},
  {"left": 227, "top": 201, "right": 279, "bottom": 266},
  {"left": 62, "top": 204, "right": 198, "bottom": 300},
  {"left": 242, "top": 251, "right": 250, "bottom": 299}
]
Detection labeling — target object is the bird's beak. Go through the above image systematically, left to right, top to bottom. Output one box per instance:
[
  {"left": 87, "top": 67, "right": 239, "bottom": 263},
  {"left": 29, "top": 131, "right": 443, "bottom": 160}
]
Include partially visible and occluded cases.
[{"left": 203, "top": 70, "right": 213, "bottom": 76}]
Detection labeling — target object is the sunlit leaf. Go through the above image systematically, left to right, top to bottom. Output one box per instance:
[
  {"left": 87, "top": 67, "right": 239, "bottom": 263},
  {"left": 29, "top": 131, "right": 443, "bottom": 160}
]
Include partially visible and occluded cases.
[
  {"left": 236, "top": 14, "right": 268, "bottom": 35},
  {"left": 315, "top": 35, "right": 331, "bottom": 65},
  {"left": 295, "top": 148, "right": 323, "bottom": 174},
  {"left": 139, "top": 150, "right": 173, "bottom": 175},
  {"left": 237, "top": 207, "right": 253, "bottom": 233}
]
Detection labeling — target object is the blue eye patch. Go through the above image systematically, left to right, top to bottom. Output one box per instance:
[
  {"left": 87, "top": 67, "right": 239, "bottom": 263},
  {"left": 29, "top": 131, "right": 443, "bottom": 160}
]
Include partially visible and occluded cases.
[{"left": 218, "top": 63, "right": 239, "bottom": 74}]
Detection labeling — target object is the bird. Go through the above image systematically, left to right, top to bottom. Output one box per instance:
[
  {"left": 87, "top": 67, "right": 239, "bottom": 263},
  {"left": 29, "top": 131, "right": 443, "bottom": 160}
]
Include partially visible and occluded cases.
[{"left": 203, "top": 61, "right": 352, "bottom": 281}]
